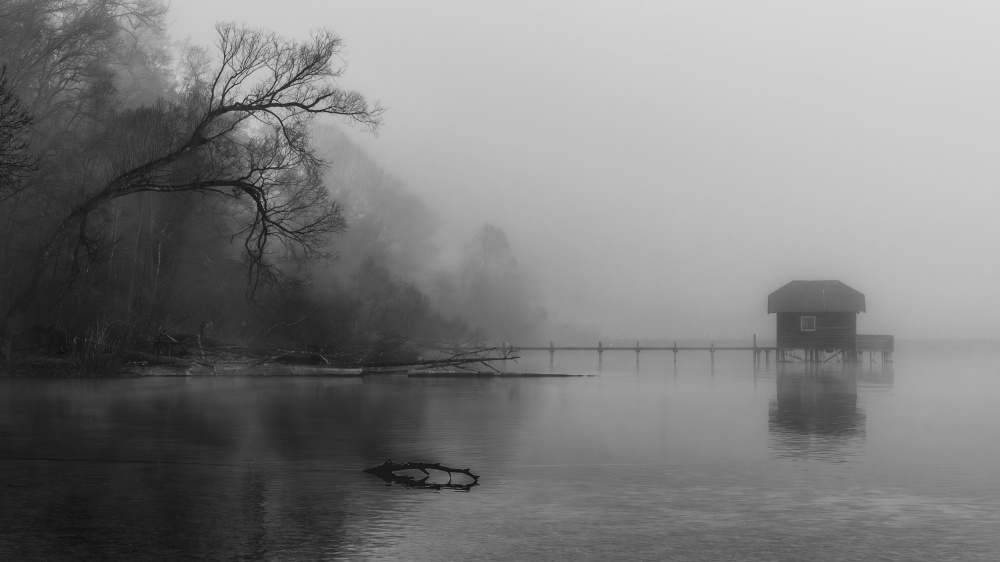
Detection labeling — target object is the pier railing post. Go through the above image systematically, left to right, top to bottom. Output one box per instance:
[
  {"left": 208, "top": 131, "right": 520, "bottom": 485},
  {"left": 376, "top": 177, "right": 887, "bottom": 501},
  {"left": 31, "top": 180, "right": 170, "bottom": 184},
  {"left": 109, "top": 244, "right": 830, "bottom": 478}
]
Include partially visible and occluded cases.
[
  {"left": 549, "top": 341, "right": 554, "bottom": 372},
  {"left": 598, "top": 341, "right": 603, "bottom": 372},
  {"left": 635, "top": 341, "right": 640, "bottom": 371}
]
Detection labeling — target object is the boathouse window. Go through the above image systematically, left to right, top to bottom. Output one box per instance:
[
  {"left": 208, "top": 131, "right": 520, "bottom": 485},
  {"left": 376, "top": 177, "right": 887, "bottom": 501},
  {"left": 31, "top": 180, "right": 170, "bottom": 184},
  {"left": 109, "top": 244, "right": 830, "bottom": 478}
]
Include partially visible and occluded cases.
[{"left": 800, "top": 316, "right": 816, "bottom": 331}]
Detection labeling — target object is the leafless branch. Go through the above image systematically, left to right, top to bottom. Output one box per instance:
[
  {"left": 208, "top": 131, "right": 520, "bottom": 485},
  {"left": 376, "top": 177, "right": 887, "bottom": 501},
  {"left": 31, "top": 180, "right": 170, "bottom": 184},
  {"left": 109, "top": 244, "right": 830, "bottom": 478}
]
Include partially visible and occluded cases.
[{"left": 26, "top": 22, "right": 383, "bottom": 305}]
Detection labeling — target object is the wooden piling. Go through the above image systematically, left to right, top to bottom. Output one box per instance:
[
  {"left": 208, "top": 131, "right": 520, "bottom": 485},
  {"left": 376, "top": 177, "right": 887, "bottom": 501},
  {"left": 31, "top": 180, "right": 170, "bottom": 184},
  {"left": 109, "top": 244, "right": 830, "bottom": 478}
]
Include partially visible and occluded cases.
[{"left": 753, "top": 334, "right": 758, "bottom": 370}]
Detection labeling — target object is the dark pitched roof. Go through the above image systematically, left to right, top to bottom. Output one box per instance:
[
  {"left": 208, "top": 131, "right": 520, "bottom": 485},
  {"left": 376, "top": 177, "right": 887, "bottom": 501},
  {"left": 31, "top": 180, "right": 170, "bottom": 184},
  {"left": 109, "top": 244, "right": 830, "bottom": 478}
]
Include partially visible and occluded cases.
[{"left": 767, "top": 280, "right": 866, "bottom": 313}]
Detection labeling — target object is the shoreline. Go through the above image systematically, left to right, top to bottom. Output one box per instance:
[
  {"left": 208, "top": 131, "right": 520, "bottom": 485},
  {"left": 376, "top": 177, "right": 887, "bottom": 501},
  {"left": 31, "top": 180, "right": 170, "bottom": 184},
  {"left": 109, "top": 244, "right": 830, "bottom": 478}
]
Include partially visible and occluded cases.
[{"left": 1, "top": 358, "right": 586, "bottom": 378}]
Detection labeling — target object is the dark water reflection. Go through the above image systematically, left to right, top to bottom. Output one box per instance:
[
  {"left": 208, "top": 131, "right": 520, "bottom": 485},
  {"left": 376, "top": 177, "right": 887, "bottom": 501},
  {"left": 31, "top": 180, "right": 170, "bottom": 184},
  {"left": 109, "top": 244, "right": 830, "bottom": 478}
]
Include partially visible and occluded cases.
[
  {"left": 2, "top": 349, "right": 1000, "bottom": 560},
  {"left": 769, "top": 373, "right": 865, "bottom": 462}
]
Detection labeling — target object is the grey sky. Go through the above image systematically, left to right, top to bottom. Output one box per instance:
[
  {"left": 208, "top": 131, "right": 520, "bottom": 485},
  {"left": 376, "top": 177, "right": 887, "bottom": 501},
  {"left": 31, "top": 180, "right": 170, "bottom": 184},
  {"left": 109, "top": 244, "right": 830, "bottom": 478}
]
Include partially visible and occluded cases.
[{"left": 169, "top": 1, "right": 1000, "bottom": 340}]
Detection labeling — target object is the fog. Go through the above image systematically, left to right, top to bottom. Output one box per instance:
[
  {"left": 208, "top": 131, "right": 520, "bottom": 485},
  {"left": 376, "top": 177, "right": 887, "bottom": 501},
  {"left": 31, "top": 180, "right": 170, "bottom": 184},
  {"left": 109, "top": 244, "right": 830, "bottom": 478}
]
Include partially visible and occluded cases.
[{"left": 170, "top": 1, "right": 1000, "bottom": 341}]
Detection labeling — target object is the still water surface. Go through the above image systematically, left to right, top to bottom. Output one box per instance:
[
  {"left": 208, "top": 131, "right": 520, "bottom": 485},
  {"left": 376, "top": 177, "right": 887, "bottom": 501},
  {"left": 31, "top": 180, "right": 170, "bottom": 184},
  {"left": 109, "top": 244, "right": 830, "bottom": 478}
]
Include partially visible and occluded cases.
[{"left": 2, "top": 343, "right": 999, "bottom": 560}]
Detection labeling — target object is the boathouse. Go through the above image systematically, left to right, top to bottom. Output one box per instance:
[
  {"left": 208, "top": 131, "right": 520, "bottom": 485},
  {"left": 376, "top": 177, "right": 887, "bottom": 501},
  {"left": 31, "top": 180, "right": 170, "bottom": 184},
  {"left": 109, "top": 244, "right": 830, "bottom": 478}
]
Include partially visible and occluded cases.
[{"left": 767, "top": 280, "right": 865, "bottom": 354}]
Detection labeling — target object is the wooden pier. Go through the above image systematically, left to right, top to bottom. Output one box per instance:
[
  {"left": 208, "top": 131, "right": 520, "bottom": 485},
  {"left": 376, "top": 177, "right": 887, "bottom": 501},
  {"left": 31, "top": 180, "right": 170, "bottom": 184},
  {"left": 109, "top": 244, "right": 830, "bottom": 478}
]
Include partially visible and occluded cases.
[
  {"left": 508, "top": 280, "right": 897, "bottom": 374},
  {"left": 510, "top": 281, "right": 896, "bottom": 374},
  {"left": 510, "top": 333, "right": 893, "bottom": 372},
  {"left": 856, "top": 334, "right": 894, "bottom": 364},
  {"left": 512, "top": 335, "right": 778, "bottom": 371}
]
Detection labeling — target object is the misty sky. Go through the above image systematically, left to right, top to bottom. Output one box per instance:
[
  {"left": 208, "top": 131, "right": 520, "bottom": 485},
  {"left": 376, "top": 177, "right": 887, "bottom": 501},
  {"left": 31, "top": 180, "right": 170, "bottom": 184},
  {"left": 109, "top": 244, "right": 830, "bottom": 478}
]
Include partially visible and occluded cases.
[{"left": 168, "top": 1, "right": 1000, "bottom": 341}]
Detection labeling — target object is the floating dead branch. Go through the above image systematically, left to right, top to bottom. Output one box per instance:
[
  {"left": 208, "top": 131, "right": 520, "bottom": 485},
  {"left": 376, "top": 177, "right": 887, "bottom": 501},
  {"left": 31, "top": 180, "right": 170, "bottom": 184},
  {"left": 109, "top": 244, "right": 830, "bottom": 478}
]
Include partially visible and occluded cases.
[{"left": 364, "top": 459, "right": 480, "bottom": 492}]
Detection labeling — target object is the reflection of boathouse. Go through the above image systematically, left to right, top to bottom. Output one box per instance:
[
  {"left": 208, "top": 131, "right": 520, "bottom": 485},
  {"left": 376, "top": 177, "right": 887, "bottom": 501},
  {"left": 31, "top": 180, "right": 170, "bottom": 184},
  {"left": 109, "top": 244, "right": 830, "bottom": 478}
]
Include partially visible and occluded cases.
[
  {"left": 768, "top": 280, "right": 892, "bottom": 364},
  {"left": 769, "top": 374, "right": 864, "bottom": 460}
]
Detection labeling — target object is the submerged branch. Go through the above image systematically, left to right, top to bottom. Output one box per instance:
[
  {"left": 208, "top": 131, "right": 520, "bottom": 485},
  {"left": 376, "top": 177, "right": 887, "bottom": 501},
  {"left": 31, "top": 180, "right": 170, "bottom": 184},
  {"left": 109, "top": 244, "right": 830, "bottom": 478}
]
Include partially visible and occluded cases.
[{"left": 364, "top": 459, "right": 480, "bottom": 492}]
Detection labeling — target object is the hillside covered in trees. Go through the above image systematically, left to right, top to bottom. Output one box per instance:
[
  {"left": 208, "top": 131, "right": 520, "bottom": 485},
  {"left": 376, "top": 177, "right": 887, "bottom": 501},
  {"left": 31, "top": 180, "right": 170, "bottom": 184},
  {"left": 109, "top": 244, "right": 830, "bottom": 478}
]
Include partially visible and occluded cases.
[{"left": 0, "top": 0, "right": 545, "bottom": 373}]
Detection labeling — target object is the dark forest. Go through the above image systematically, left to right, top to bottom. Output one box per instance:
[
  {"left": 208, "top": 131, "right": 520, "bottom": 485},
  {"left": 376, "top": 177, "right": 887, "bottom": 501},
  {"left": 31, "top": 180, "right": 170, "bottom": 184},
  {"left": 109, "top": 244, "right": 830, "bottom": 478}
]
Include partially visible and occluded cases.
[{"left": 0, "top": 0, "right": 544, "bottom": 374}]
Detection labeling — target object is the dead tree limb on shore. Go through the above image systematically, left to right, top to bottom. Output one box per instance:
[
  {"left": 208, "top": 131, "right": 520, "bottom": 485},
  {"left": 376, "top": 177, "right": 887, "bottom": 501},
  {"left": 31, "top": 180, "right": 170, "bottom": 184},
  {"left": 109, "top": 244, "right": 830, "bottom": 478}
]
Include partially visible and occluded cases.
[
  {"left": 121, "top": 335, "right": 517, "bottom": 374},
  {"left": 359, "top": 345, "right": 518, "bottom": 373},
  {"left": 120, "top": 349, "right": 213, "bottom": 368},
  {"left": 231, "top": 350, "right": 331, "bottom": 373},
  {"left": 364, "top": 459, "right": 480, "bottom": 491}
]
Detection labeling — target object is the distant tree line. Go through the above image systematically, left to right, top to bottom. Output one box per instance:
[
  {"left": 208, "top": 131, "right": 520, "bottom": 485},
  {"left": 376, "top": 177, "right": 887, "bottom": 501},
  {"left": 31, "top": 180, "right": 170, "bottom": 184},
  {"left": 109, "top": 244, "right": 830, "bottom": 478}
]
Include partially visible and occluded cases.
[{"left": 0, "top": 0, "right": 544, "bottom": 369}]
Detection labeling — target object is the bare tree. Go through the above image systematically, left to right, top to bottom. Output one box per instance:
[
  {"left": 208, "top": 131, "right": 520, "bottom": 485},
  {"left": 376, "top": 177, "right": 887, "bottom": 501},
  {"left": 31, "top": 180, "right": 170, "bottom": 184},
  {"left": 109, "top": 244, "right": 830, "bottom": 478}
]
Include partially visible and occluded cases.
[
  {"left": 0, "top": 0, "right": 167, "bottom": 125},
  {"left": 28, "top": 22, "right": 384, "bottom": 305},
  {"left": 0, "top": 65, "right": 34, "bottom": 194},
  {"left": 453, "top": 224, "right": 545, "bottom": 342},
  {"left": 461, "top": 224, "right": 517, "bottom": 292}
]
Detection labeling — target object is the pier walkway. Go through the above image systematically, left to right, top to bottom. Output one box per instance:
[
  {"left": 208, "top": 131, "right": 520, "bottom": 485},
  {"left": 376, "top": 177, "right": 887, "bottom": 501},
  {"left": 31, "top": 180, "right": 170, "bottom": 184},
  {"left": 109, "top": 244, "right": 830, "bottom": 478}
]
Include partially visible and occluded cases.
[
  {"left": 510, "top": 334, "right": 893, "bottom": 372},
  {"left": 511, "top": 338, "right": 777, "bottom": 371}
]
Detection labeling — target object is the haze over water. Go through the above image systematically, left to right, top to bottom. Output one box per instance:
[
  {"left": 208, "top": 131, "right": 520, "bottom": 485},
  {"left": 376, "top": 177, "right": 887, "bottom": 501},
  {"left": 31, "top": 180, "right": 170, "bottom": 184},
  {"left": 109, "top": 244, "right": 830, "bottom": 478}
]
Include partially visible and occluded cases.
[
  {"left": 167, "top": 1, "right": 1000, "bottom": 342},
  {"left": 6, "top": 2, "right": 1000, "bottom": 559},
  {"left": 2, "top": 344, "right": 998, "bottom": 560}
]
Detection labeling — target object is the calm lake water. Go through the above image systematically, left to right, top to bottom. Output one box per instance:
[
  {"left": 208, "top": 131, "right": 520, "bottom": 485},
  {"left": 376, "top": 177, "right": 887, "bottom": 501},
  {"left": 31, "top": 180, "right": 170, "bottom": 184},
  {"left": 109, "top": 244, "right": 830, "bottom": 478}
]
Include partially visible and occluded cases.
[{"left": 2, "top": 342, "right": 999, "bottom": 560}]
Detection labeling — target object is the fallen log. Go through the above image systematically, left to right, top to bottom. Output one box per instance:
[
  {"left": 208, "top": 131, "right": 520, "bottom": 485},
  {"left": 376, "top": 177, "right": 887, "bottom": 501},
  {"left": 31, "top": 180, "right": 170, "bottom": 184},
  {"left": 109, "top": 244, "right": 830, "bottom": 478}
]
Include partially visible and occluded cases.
[
  {"left": 124, "top": 337, "right": 517, "bottom": 376},
  {"left": 358, "top": 345, "right": 519, "bottom": 372},
  {"left": 121, "top": 349, "right": 212, "bottom": 367}
]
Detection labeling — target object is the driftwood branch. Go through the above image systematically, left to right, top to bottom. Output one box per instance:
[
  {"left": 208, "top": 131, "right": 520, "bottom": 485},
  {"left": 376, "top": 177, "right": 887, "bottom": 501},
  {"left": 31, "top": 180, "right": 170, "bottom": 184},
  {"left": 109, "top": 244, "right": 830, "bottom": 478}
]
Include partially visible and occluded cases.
[{"left": 360, "top": 345, "right": 518, "bottom": 372}]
